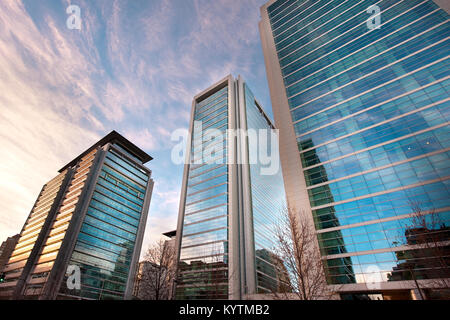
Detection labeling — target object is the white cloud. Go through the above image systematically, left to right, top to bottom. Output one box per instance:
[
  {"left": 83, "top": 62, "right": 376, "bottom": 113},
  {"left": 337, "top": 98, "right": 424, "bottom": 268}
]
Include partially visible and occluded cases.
[
  {"left": 0, "top": 0, "right": 270, "bottom": 253},
  {"left": 0, "top": 0, "right": 103, "bottom": 241},
  {"left": 122, "top": 128, "right": 159, "bottom": 152},
  {"left": 140, "top": 181, "right": 181, "bottom": 258}
]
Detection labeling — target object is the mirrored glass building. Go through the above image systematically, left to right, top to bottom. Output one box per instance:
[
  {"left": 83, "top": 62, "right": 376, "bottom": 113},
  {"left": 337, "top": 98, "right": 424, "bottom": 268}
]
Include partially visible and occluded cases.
[
  {"left": 260, "top": 0, "right": 450, "bottom": 299},
  {"left": 174, "top": 75, "right": 288, "bottom": 299},
  {"left": 0, "top": 131, "right": 154, "bottom": 300}
]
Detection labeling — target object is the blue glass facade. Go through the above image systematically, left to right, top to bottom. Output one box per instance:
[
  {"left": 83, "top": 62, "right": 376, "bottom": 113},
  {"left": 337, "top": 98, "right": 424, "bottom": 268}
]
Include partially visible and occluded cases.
[
  {"left": 263, "top": 0, "right": 450, "bottom": 290},
  {"left": 175, "top": 77, "right": 288, "bottom": 299},
  {"left": 244, "top": 84, "right": 288, "bottom": 294},
  {"left": 177, "top": 86, "right": 229, "bottom": 300},
  {"left": 0, "top": 132, "right": 153, "bottom": 300},
  {"left": 59, "top": 146, "right": 150, "bottom": 300}
]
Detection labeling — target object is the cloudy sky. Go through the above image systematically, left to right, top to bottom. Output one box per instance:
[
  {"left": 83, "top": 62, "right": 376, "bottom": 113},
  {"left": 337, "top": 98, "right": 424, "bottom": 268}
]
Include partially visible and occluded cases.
[{"left": 0, "top": 0, "right": 272, "bottom": 256}]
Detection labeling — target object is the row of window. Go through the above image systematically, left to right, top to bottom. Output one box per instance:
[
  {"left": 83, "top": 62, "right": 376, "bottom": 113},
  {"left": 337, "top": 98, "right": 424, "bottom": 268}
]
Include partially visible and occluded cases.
[
  {"left": 268, "top": 0, "right": 297, "bottom": 21},
  {"left": 271, "top": 0, "right": 321, "bottom": 33},
  {"left": 272, "top": 0, "right": 347, "bottom": 39},
  {"left": 276, "top": 0, "right": 382, "bottom": 57},
  {"left": 279, "top": 0, "right": 432, "bottom": 72},
  {"left": 283, "top": 6, "right": 446, "bottom": 102},
  {"left": 286, "top": 14, "right": 447, "bottom": 98},
  {"left": 286, "top": 24, "right": 447, "bottom": 103},
  {"left": 290, "top": 44, "right": 449, "bottom": 121},
  {"left": 297, "top": 78, "right": 449, "bottom": 153},
  {"left": 196, "top": 87, "right": 228, "bottom": 109},
  {"left": 299, "top": 97, "right": 449, "bottom": 164},
  {"left": 194, "top": 99, "right": 227, "bottom": 122},
  {"left": 193, "top": 112, "right": 228, "bottom": 135},
  {"left": 192, "top": 123, "right": 227, "bottom": 148},
  {"left": 304, "top": 125, "right": 449, "bottom": 186},
  {"left": 192, "top": 136, "right": 227, "bottom": 158},
  {"left": 106, "top": 151, "right": 148, "bottom": 185},
  {"left": 309, "top": 151, "right": 450, "bottom": 207},
  {"left": 190, "top": 161, "right": 226, "bottom": 176},
  {"left": 102, "top": 165, "right": 146, "bottom": 194},
  {"left": 187, "top": 165, "right": 227, "bottom": 186},
  {"left": 186, "top": 173, "right": 228, "bottom": 194},
  {"left": 313, "top": 180, "right": 450, "bottom": 229},
  {"left": 186, "top": 183, "right": 227, "bottom": 205},
  {"left": 95, "top": 184, "right": 142, "bottom": 214},
  {"left": 92, "top": 191, "right": 140, "bottom": 220},
  {"left": 185, "top": 193, "right": 228, "bottom": 215},
  {"left": 184, "top": 202, "right": 228, "bottom": 223},
  {"left": 318, "top": 211, "right": 449, "bottom": 255},
  {"left": 183, "top": 215, "right": 228, "bottom": 237},
  {"left": 181, "top": 227, "right": 228, "bottom": 248},
  {"left": 180, "top": 240, "right": 227, "bottom": 260},
  {"left": 73, "top": 241, "right": 132, "bottom": 273},
  {"left": 324, "top": 247, "right": 450, "bottom": 284}
]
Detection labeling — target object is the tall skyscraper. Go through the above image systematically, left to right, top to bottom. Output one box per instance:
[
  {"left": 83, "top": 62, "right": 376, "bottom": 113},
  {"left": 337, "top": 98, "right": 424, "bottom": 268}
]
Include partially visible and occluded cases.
[
  {"left": 260, "top": 0, "right": 450, "bottom": 299},
  {"left": 174, "top": 75, "right": 287, "bottom": 299},
  {"left": 0, "top": 131, "right": 154, "bottom": 300}
]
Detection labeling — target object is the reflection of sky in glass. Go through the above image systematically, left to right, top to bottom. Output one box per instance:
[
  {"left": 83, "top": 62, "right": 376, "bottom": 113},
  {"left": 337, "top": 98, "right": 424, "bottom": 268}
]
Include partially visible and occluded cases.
[
  {"left": 267, "top": 0, "right": 450, "bottom": 287},
  {"left": 245, "top": 84, "right": 288, "bottom": 293},
  {"left": 177, "top": 86, "right": 230, "bottom": 299},
  {"left": 63, "top": 146, "right": 148, "bottom": 299}
]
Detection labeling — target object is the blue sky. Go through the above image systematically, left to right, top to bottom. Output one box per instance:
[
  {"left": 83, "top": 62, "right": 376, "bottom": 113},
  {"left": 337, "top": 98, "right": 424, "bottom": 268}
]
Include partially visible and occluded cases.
[{"left": 0, "top": 0, "right": 272, "bottom": 255}]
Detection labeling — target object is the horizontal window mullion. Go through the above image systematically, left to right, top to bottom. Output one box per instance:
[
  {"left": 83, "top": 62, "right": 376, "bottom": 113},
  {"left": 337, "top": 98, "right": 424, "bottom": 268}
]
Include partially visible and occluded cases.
[
  {"left": 269, "top": 0, "right": 303, "bottom": 25},
  {"left": 273, "top": 0, "right": 348, "bottom": 40},
  {"left": 277, "top": 0, "right": 384, "bottom": 59},
  {"left": 279, "top": 0, "right": 409, "bottom": 68},
  {"left": 280, "top": 0, "right": 429, "bottom": 77},
  {"left": 284, "top": 12, "right": 447, "bottom": 90},
  {"left": 286, "top": 37, "right": 449, "bottom": 111},
  {"left": 292, "top": 57, "right": 449, "bottom": 133},
  {"left": 196, "top": 89, "right": 228, "bottom": 109},
  {"left": 195, "top": 99, "right": 228, "bottom": 121},
  {"left": 298, "top": 99, "right": 450, "bottom": 163},
  {"left": 103, "top": 157, "right": 147, "bottom": 186},
  {"left": 101, "top": 165, "right": 146, "bottom": 193},
  {"left": 188, "top": 171, "right": 227, "bottom": 188},
  {"left": 97, "top": 177, "right": 143, "bottom": 206},
  {"left": 95, "top": 184, "right": 142, "bottom": 213},
  {"left": 91, "top": 192, "right": 141, "bottom": 220},
  {"left": 185, "top": 200, "right": 228, "bottom": 216},
  {"left": 182, "top": 226, "right": 228, "bottom": 238}
]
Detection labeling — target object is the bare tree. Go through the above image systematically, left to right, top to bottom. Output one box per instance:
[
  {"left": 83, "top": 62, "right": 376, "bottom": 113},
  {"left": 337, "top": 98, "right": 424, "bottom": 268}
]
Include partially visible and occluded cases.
[
  {"left": 392, "top": 202, "right": 450, "bottom": 299},
  {"left": 271, "top": 207, "right": 337, "bottom": 300},
  {"left": 135, "top": 239, "right": 176, "bottom": 300}
]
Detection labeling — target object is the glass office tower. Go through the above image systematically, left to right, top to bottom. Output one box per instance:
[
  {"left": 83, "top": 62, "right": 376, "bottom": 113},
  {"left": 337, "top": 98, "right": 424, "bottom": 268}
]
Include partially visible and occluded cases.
[
  {"left": 260, "top": 0, "right": 450, "bottom": 299},
  {"left": 175, "top": 75, "right": 287, "bottom": 299},
  {"left": 0, "top": 131, "right": 154, "bottom": 300}
]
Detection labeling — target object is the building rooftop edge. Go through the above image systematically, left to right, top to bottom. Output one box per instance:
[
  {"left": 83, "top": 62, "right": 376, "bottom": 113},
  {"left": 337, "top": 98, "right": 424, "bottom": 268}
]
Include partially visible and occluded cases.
[
  {"left": 260, "top": 0, "right": 277, "bottom": 15},
  {"left": 192, "top": 74, "right": 277, "bottom": 129},
  {"left": 193, "top": 74, "right": 232, "bottom": 103},
  {"left": 58, "top": 130, "right": 153, "bottom": 173},
  {"left": 162, "top": 230, "right": 176, "bottom": 238}
]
